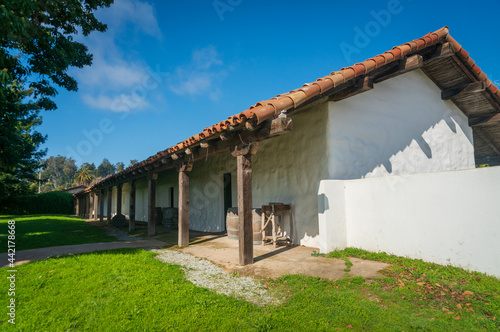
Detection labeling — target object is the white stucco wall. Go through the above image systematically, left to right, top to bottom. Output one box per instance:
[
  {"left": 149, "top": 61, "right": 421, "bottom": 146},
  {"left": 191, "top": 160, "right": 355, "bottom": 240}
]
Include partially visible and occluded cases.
[
  {"left": 327, "top": 69, "right": 475, "bottom": 180},
  {"left": 162, "top": 101, "right": 330, "bottom": 245},
  {"left": 252, "top": 103, "right": 329, "bottom": 246},
  {"left": 189, "top": 153, "right": 237, "bottom": 232},
  {"left": 318, "top": 167, "right": 500, "bottom": 278},
  {"left": 133, "top": 172, "right": 177, "bottom": 222},
  {"left": 135, "top": 178, "right": 148, "bottom": 222}
]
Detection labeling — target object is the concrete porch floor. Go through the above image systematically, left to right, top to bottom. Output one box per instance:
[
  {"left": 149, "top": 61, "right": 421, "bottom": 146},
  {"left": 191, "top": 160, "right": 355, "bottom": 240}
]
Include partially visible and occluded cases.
[{"left": 143, "top": 227, "right": 390, "bottom": 281}]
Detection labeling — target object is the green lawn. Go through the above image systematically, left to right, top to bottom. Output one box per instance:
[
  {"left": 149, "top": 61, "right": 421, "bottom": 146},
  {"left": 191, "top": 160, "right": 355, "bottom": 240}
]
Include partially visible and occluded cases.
[
  {"left": 0, "top": 215, "right": 117, "bottom": 253},
  {"left": 1, "top": 248, "right": 498, "bottom": 331}
]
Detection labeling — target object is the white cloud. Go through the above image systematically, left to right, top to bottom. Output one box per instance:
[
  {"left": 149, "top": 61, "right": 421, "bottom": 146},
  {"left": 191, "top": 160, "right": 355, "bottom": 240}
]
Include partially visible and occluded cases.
[
  {"left": 76, "top": 0, "right": 162, "bottom": 112},
  {"left": 97, "top": 0, "right": 162, "bottom": 39},
  {"left": 168, "top": 46, "right": 225, "bottom": 98},
  {"left": 192, "top": 46, "right": 223, "bottom": 70},
  {"left": 77, "top": 56, "right": 145, "bottom": 91},
  {"left": 82, "top": 93, "right": 150, "bottom": 112}
]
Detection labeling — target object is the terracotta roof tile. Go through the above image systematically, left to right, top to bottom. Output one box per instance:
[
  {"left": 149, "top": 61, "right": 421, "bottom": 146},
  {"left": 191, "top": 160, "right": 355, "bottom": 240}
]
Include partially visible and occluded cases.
[
  {"left": 84, "top": 26, "right": 500, "bottom": 192},
  {"left": 447, "top": 35, "right": 462, "bottom": 52},
  {"left": 396, "top": 44, "right": 411, "bottom": 56},
  {"left": 390, "top": 47, "right": 402, "bottom": 59},
  {"left": 459, "top": 48, "right": 470, "bottom": 59},
  {"left": 362, "top": 59, "right": 377, "bottom": 72},
  {"left": 352, "top": 64, "right": 367, "bottom": 76},
  {"left": 340, "top": 67, "right": 356, "bottom": 81},
  {"left": 299, "top": 83, "right": 321, "bottom": 97}
]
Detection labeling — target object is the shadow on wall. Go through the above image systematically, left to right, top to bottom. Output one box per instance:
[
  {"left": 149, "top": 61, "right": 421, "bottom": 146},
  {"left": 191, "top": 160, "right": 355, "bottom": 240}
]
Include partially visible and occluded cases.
[
  {"left": 328, "top": 70, "right": 474, "bottom": 180},
  {"left": 318, "top": 193, "right": 329, "bottom": 214}
]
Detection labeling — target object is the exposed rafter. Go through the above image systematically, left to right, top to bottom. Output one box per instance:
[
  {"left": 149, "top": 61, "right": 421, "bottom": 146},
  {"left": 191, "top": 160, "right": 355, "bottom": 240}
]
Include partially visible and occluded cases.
[
  {"left": 373, "top": 55, "right": 424, "bottom": 83},
  {"left": 330, "top": 76, "right": 373, "bottom": 102},
  {"left": 441, "top": 81, "right": 486, "bottom": 100},
  {"left": 475, "top": 127, "right": 500, "bottom": 156}
]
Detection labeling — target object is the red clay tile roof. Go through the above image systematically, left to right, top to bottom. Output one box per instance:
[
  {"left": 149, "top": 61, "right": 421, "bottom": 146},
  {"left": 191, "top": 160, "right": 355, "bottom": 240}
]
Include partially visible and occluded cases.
[{"left": 85, "top": 26, "right": 500, "bottom": 192}]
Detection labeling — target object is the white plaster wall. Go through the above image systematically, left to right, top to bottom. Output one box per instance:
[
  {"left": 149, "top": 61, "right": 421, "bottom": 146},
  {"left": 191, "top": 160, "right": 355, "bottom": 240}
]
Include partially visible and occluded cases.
[
  {"left": 327, "top": 69, "right": 475, "bottom": 180},
  {"left": 180, "top": 101, "right": 329, "bottom": 245},
  {"left": 252, "top": 103, "right": 329, "bottom": 246},
  {"left": 189, "top": 153, "right": 237, "bottom": 232},
  {"left": 319, "top": 166, "right": 500, "bottom": 278},
  {"left": 156, "top": 170, "right": 178, "bottom": 209},
  {"left": 135, "top": 178, "right": 148, "bottom": 222},
  {"left": 121, "top": 183, "right": 130, "bottom": 218},
  {"left": 111, "top": 187, "right": 117, "bottom": 217},
  {"left": 101, "top": 190, "right": 107, "bottom": 216}
]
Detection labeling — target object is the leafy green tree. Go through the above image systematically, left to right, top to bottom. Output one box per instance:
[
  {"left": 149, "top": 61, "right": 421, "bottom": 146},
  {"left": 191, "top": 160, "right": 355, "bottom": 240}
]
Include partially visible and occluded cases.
[
  {"left": 0, "top": 0, "right": 112, "bottom": 209},
  {"left": 40, "top": 155, "right": 77, "bottom": 192},
  {"left": 97, "top": 158, "right": 115, "bottom": 178},
  {"left": 129, "top": 159, "right": 138, "bottom": 166},
  {"left": 116, "top": 162, "right": 125, "bottom": 173},
  {"left": 75, "top": 168, "right": 94, "bottom": 185}
]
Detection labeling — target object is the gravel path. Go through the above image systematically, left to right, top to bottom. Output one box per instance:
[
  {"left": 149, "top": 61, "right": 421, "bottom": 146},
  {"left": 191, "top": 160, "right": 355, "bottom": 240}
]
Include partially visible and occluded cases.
[{"left": 151, "top": 249, "right": 281, "bottom": 306}]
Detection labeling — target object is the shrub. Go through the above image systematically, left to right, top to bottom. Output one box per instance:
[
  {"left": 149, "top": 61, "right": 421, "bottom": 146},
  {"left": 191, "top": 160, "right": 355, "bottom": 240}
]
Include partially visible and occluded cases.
[{"left": 6, "top": 191, "right": 74, "bottom": 215}]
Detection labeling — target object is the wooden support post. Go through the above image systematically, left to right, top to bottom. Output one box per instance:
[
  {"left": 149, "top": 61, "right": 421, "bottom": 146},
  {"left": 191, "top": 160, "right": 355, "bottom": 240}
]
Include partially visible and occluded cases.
[
  {"left": 236, "top": 152, "right": 254, "bottom": 265},
  {"left": 177, "top": 163, "right": 192, "bottom": 247},
  {"left": 148, "top": 173, "right": 158, "bottom": 237},
  {"left": 129, "top": 180, "right": 136, "bottom": 232},
  {"left": 116, "top": 183, "right": 123, "bottom": 215},
  {"left": 107, "top": 187, "right": 112, "bottom": 224},
  {"left": 99, "top": 189, "right": 105, "bottom": 223},
  {"left": 75, "top": 197, "right": 80, "bottom": 216}
]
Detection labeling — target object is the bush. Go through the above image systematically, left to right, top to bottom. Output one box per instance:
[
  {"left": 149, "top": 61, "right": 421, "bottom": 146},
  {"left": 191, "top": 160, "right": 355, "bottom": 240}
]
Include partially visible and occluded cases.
[{"left": 6, "top": 191, "right": 74, "bottom": 215}]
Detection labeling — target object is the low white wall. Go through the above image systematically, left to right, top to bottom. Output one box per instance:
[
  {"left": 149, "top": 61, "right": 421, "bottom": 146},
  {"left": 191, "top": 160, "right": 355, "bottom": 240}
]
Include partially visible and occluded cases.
[{"left": 319, "top": 167, "right": 500, "bottom": 278}]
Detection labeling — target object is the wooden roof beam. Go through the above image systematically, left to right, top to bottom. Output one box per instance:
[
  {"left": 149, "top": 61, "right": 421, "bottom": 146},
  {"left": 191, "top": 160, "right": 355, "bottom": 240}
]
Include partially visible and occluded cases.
[
  {"left": 428, "top": 42, "right": 455, "bottom": 60},
  {"left": 373, "top": 55, "right": 424, "bottom": 83},
  {"left": 330, "top": 76, "right": 373, "bottom": 102},
  {"left": 441, "top": 81, "right": 486, "bottom": 100},
  {"left": 469, "top": 113, "right": 500, "bottom": 127},
  {"left": 153, "top": 118, "right": 293, "bottom": 174},
  {"left": 475, "top": 127, "right": 500, "bottom": 156}
]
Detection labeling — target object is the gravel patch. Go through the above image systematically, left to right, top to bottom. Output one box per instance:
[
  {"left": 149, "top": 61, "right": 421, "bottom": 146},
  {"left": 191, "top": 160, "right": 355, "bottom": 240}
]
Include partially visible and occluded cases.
[{"left": 151, "top": 249, "right": 280, "bottom": 306}]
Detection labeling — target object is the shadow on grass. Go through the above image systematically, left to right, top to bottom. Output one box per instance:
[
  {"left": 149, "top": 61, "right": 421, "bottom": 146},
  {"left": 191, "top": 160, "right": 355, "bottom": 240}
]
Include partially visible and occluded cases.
[{"left": 0, "top": 215, "right": 117, "bottom": 252}]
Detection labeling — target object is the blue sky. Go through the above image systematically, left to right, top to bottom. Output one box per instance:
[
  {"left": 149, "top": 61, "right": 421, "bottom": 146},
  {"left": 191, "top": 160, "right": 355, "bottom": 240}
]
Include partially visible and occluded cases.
[{"left": 39, "top": 0, "right": 500, "bottom": 167}]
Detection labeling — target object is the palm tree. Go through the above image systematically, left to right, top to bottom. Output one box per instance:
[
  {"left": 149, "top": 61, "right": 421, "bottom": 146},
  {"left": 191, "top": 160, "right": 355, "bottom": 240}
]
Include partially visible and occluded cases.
[{"left": 75, "top": 169, "right": 94, "bottom": 186}]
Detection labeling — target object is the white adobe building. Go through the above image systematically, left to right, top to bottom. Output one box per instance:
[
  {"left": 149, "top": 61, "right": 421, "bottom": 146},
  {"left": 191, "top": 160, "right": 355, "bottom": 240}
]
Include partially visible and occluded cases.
[{"left": 76, "top": 26, "right": 500, "bottom": 271}]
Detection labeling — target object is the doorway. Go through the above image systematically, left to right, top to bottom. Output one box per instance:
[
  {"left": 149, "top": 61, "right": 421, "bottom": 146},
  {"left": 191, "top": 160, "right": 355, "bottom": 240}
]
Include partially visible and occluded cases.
[{"left": 223, "top": 173, "right": 232, "bottom": 230}]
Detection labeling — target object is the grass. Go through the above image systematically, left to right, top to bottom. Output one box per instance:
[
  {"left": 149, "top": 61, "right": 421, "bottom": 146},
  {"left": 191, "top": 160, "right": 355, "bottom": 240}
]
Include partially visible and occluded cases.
[
  {"left": 0, "top": 215, "right": 117, "bottom": 253},
  {"left": 0, "top": 247, "right": 498, "bottom": 331}
]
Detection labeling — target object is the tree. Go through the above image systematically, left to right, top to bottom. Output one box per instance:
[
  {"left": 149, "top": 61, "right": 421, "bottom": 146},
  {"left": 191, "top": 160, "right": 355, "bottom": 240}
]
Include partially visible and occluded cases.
[
  {"left": 0, "top": 0, "right": 112, "bottom": 208},
  {"left": 40, "top": 155, "right": 77, "bottom": 191},
  {"left": 97, "top": 158, "right": 115, "bottom": 178},
  {"left": 129, "top": 159, "right": 138, "bottom": 166},
  {"left": 73, "top": 162, "right": 96, "bottom": 186},
  {"left": 116, "top": 162, "right": 125, "bottom": 173},
  {"left": 75, "top": 168, "right": 94, "bottom": 185}
]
